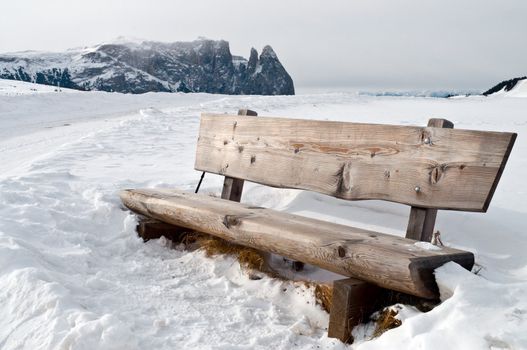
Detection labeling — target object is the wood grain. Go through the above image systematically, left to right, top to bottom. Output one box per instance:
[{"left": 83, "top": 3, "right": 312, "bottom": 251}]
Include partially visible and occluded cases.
[
  {"left": 195, "top": 114, "right": 516, "bottom": 212},
  {"left": 120, "top": 188, "right": 475, "bottom": 299}
]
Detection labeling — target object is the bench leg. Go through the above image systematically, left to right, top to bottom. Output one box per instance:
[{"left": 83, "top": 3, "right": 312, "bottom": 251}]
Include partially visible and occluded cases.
[
  {"left": 136, "top": 218, "right": 186, "bottom": 242},
  {"left": 328, "top": 278, "right": 381, "bottom": 343}
]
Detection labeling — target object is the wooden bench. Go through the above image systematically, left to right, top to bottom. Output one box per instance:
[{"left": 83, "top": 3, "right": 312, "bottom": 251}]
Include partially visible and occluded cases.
[{"left": 120, "top": 109, "right": 516, "bottom": 342}]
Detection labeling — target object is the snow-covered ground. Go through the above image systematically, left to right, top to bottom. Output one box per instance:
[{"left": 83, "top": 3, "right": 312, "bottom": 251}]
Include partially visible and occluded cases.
[
  {"left": 0, "top": 79, "right": 78, "bottom": 96},
  {"left": 1, "top": 79, "right": 526, "bottom": 349}
]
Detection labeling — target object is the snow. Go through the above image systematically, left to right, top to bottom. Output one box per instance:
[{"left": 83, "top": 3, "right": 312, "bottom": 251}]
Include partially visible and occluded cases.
[
  {"left": 102, "top": 36, "right": 149, "bottom": 47},
  {"left": 0, "top": 51, "right": 72, "bottom": 78},
  {"left": 232, "top": 56, "right": 248, "bottom": 69},
  {"left": 488, "top": 78, "right": 527, "bottom": 98},
  {"left": 505, "top": 78, "right": 527, "bottom": 98},
  {"left": 0, "top": 79, "right": 78, "bottom": 95},
  {"left": 1, "top": 79, "right": 527, "bottom": 349},
  {"left": 413, "top": 241, "right": 442, "bottom": 251},
  {"left": 359, "top": 263, "right": 527, "bottom": 349}
]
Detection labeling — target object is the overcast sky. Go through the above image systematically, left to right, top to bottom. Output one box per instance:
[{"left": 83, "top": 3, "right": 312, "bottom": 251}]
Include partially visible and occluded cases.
[{"left": 1, "top": 0, "right": 526, "bottom": 90}]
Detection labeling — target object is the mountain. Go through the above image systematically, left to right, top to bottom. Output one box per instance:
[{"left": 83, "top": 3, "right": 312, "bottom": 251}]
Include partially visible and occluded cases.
[
  {"left": 0, "top": 39, "right": 295, "bottom": 95},
  {"left": 483, "top": 76, "right": 526, "bottom": 96}
]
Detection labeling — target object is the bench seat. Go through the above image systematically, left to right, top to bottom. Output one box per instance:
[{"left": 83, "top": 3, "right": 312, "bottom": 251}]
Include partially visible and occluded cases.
[{"left": 120, "top": 188, "right": 474, "bottom": 299}]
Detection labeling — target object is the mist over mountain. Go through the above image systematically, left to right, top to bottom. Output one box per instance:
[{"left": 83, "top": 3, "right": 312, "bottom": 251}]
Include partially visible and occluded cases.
[{"left": 0, "top": 38, "right": 295, "bottom": 95}]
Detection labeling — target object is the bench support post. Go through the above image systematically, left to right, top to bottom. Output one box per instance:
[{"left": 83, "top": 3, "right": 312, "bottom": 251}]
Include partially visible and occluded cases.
[
  {"left": 406, "top": 118, "right": 454, "bottom": 242},
  {"left": 221, "top": 177, "right": 244, "bottom": 202},
  {"left": 405, "top": 207, "right": 437, "bottom": 242},
  {"left": 328, "top": 278, "right": 381, "bottom": 343}
]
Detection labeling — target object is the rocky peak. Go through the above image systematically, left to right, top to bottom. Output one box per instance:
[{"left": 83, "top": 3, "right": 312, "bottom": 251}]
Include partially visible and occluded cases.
[
  {"left": 239, "top": 45, "right": 294, "bottom": 95},
  {"left": 261, "top": 45, "right": 278, "bottom": 59},
  {"left": 247, "top": 48, "right": 259, "bottom": 73}
]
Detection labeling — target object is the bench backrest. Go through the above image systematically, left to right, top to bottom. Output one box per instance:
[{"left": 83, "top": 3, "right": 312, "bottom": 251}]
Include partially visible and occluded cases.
[{"left": 195, "top": 113, "right": 516, "bottom": 213}]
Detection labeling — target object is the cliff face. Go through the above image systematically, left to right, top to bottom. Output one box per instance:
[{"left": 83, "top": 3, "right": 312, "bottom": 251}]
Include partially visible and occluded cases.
[{"left": 0, "top": 39, "right": 295, "bottom": 95}]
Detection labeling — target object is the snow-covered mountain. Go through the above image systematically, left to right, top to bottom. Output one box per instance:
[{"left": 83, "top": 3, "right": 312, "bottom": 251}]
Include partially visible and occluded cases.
[
  {"left": 0, "top": 38, "right": 295, "bottom": 95},
  {"left": 483, "top": 76, "right": 527, "bottom": 96}
]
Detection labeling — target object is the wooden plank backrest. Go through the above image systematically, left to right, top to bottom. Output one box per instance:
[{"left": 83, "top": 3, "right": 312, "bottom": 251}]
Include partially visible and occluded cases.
[{"left": 195, "top": 113, "right": 516, "bottom": 212}]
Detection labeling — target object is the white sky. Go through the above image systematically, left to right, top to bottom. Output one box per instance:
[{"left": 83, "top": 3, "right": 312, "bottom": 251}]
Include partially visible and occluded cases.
[{"left": 1, "top": 0, "right": 526, "bottom": 90}]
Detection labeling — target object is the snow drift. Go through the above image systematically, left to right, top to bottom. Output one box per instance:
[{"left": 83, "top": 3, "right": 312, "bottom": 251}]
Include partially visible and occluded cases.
[{"left": 1, "top": 80, "right": 526, "bottom": 349}]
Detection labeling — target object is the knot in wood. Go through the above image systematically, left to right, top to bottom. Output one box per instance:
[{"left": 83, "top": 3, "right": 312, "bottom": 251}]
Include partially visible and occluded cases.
[
  {"left": 336, "top": 161, "right": 353, "bottom": 194},
  {"left": 219, "top": 163, "right": 229, "bottom": 175},
  {"left": 430, "top": 166, "right": 443, "bottom": 184},
  {"left": 223, "top": 215, "right": 240, "bottom": 229},
  {"left": 337, "top": 246, "right": 346, "bottom": 258}
]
